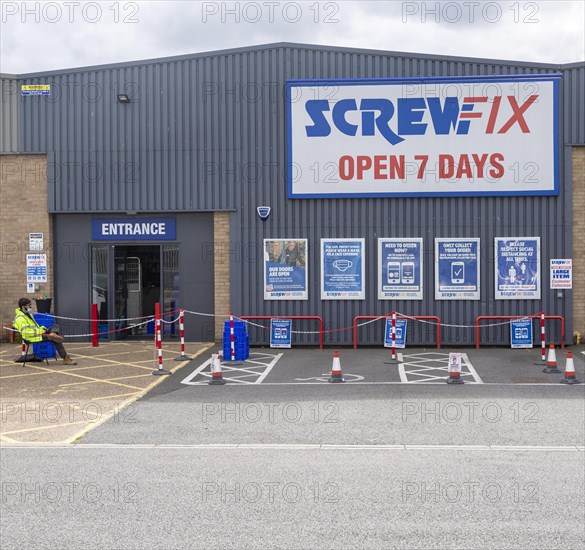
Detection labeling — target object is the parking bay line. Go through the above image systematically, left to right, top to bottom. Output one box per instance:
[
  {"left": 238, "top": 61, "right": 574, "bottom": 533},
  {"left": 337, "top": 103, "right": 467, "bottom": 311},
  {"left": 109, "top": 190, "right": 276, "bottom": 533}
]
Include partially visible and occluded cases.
[
  {"left": 398, "top": 352, "right": 483, "bottom": 384},
  {"left": 181, "top": 353, "right": 282, "bottom": 385}
]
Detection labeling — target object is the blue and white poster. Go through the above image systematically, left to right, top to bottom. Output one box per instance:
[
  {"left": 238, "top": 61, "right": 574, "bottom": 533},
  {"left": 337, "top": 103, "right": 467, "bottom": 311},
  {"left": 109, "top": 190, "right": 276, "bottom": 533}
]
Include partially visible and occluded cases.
[
  {"left": 495, "top": 237, "right": 540, "bottom": 300},
  {"left": 378, "top": 238, "right": 423, "bottom": 300},
  {"left": 435, "top": 238, "right": 481, "bottom": 300},
  {"left": 263, "top": 239, "right": 308, "bottom": 300},
  {"left": 321, "top": 239, "right": 365, "bottom": 300},
  {"left": 384, "top": 318, "right": 407, "bottom": 349},
  {"left": 270, "top": 319, "right": 292, "bottom": 348},
  {"left": 510, "top": 319, "right": 533, "bottom": 349}
]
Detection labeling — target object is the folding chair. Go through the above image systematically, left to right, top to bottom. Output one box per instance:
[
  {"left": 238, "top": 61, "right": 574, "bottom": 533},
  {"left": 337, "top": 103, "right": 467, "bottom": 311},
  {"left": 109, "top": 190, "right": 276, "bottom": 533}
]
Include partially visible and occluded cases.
[{"left": 21, "top": 340, "right": 58, "bottom": 367}]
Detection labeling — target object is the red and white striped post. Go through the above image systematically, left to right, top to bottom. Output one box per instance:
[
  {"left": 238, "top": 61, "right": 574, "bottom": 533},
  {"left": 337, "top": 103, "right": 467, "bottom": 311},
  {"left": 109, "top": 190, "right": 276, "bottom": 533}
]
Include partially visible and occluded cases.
[
  {"left": 152, "top": 303, "right": 170, "bottom": 375},
  {"left": 174, "top": 309, "right": 191, "bottom": 361},
  {"left": 391, "top": 311, "right": 397, "bottom": 360},
  {"left": 540, "top": 311, "right": 546, "bottom": 361},
  {"left": 229, "top": 312, "right": 236, "bottom": 362},
  {"left": 21, "top": 340, "right": 26, "bottom": 358}
]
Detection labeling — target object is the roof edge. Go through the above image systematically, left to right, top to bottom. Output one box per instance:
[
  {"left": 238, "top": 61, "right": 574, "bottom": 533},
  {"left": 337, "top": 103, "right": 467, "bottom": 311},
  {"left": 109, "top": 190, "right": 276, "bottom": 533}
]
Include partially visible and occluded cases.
[{"left": 12, "top": 42, "right": 584, "bottom": 77}]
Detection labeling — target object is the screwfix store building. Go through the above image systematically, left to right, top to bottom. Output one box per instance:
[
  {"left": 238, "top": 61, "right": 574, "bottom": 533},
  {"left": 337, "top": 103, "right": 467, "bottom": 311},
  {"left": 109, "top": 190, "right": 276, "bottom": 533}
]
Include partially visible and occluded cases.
[{"left": 1, "top": 44, "right": 584, "bottom": 345}]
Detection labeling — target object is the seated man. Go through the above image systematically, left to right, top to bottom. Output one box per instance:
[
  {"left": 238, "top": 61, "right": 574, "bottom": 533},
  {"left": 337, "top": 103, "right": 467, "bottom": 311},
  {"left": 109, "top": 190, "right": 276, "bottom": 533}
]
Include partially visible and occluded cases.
[{"left": 13, "top": 298, "right": 77, "bottom": 365}]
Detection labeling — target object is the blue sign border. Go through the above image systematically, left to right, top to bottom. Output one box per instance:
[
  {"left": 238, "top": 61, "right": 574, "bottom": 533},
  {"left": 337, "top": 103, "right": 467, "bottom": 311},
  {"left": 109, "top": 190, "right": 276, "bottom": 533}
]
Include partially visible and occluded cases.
[
  {"left": 286, "top": 74, "right": 561, "bottom": 199},
  {"left": 384, "top": 318, "right": 407, "bottom": 349},
  {"left": 270, "top": 319, "right": 292, "bottom": 349},
  {"left": 510, "top": 319, "right": 533, "bottom": 349}
]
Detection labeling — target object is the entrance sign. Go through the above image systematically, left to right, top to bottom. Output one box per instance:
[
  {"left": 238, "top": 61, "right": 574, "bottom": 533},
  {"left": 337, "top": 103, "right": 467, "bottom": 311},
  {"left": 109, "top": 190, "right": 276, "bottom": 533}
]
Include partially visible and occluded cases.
[
  {"left": 287, "top": 75, "right": 559, "bottom": 198},
  {"left": 92, "top": 218, "right": 176, "bottom": 240},
  {"left": 495, "top": 237, "right": 541, "bottom": 299},
  {"left": 378, "top": 238, "right": 423, "bottom": 300},
  {"left": 435, "top": 238, "right": 480, "bottom": 300},
  {"left": 263, "top": 239, "right": 308, "bottom": 300},
  {"left": 321, "top": 239, "right": 365, "bottom": 300},
  {"left": 26, "top": 254, "right": 47, "bottom": 283},
  {"left": 550, "top": 259, "right": 572, "bottom": 289},
  {"left": 384, "top": 318, "right": 407, "bottom": 349},
  {"left": 270, "top": 319, "right": 292, "bottom": 348},
  {"left": 510, "top": 319, "right": 533, "bottom": 348}
]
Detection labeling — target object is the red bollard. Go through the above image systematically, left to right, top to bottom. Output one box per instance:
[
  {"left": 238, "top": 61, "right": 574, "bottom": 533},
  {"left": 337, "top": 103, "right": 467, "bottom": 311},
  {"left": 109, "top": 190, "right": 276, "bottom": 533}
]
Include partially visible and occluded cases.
[
  {"left": 92, "top": 303, "right": 99, "bottom": 347},
  {"left": 174, "top": 309, "right": 191, "bottom": 361}
]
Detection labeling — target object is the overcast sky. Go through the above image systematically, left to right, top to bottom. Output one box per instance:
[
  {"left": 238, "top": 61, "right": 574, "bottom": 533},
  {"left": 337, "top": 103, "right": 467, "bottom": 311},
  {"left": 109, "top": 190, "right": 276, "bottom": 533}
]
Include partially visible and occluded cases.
[{"left": 1, "top": 1, "right": 583, "bottom": 74}]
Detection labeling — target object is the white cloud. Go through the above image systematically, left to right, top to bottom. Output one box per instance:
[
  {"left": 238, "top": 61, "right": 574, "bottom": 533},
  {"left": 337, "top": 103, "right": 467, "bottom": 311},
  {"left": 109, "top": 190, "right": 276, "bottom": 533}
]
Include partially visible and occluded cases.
[{"left": 0, "top": 1, "right": 583, "bottom": 74}]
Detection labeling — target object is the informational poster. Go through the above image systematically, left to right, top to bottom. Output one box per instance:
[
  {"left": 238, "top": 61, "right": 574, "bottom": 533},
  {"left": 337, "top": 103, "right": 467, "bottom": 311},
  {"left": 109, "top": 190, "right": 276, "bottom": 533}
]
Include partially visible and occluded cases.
[
  {"left": 29, "top": 233, "right": 44, "bottom": 251},
  {"left": 378, "top": 238, "right": 423, "bottom": 300},
  {"left": 435, "top": 238, "right": 480, "bottom": 300},
  {"left": 495, "top": 238, "right": 540, "bottom": 299},
  {"left": 263, "top": 239, "right": 308, "bottom": 300},
  {"left": 320, "top": 239, "right": 365, "bottom": 300},
  {"left": 26, "top": 254, "right": 47, "bottom": 283},
  {"left": 550, "top": 259, "right": 572, "bottom": 289},
  {"left": 384, "top": 318, "right": 407, "bottom": 349},
  {"left": 270, "top": 319, "right": 292, "bottom": 349},
  {"left": 510, "top": 319, "right": 533, "bottom": 349}
]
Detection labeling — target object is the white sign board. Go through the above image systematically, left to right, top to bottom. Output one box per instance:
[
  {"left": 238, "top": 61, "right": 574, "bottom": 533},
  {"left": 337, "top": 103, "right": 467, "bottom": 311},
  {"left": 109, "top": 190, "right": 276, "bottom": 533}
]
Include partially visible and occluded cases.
[
  {"left": 287, "top": 76, "right": 559, "bottom": 198},
  {"left": 29, "top": 233, "right": 44, "bottom": 251},
  {"left": 26, "top": 254, "right": 47, "bottom": 283},
  {"left": 550, "top": 259, "right": 572, "bottom": 289},
  {"left": 448, "top": 353, "right": 462, "bottom": 373}
]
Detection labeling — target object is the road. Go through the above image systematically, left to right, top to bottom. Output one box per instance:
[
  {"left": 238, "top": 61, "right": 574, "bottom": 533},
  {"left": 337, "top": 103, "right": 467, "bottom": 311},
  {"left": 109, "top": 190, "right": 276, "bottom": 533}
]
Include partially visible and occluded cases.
[{"left": 1, "top": 348, "right": 584, "bottom": 549}]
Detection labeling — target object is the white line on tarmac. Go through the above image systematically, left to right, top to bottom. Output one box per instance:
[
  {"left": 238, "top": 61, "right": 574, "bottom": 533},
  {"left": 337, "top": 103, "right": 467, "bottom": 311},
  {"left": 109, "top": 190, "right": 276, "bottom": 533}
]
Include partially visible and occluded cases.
[
  {"left": 181, "top": 353, "right": 282, "bottom": 385},
  {"left": 171, "top": 381, "right": 582, "bottom": 387},
  {"left": 1, "top": 443, "right": 583, "bottom": 452}
]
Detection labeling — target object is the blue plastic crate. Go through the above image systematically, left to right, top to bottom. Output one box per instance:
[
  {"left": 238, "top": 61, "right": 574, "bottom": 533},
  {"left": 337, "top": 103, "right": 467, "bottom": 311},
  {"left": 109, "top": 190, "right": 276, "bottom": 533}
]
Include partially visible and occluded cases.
[
  {"left": 33, "top": 313, "right": 55, "bottom": 329},
  {"left": 33, "top": 340, "right": 57, "bottom": 360}
]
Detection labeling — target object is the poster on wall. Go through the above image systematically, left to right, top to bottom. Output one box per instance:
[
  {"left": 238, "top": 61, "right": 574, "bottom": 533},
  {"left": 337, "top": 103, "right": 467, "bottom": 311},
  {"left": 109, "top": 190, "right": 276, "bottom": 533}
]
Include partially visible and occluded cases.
[
  {"left": 495, "top": 237, "right": 541, "bottom": 299},
  {"left": 435, "top": 238, "right": 480, "bottom": 300},
  {"left": 263, "top": 239, "right": 308, "bottom": 300},
  {"left": 320, "top": 239, "right": 365, "bottom": 300},
  {"left": 378, "top": 239, "right": 423, "bottom": 300},
  {"left": 26, "top": 254, "right": 47, "bottom": 283},
  {"left": 550, "top": 259, "right": 572, "bottom": 289}
]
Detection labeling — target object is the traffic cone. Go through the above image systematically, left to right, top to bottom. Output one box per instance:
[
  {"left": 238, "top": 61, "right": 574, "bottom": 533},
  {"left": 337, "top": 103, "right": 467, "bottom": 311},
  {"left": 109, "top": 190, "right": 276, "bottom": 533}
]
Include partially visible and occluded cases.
[
  {"left": 543, "top": 344, "right": 561, "bottom": 373},
  {"left": 328, "top": 350, "right": 345, "bottom": 383},
  {"left": 208, "top": 352, "right": 226, "bottom": 385},
  {"left": 560, "top": 352, "right": 580, "bottom": 384},
  {"left": 446, "top": 355, "right": 464, "bottom": 385}
]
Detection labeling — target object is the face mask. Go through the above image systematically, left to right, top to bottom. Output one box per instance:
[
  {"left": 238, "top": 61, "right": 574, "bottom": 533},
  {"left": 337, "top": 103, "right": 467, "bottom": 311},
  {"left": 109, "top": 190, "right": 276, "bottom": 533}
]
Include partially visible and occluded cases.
[{"left": 25, "top": 307, "right": 33, "bottom": 313}]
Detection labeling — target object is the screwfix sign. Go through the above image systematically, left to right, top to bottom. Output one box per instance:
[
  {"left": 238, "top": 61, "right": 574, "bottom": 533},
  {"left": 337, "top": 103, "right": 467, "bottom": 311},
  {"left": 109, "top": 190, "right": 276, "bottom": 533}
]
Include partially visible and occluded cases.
[{"left": 287, "top": 75, "right": 560, "bottom": 198}]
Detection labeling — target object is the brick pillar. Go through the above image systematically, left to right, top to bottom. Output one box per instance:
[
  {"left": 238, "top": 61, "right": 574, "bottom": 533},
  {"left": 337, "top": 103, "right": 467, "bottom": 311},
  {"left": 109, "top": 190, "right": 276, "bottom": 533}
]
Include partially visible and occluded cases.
[
  {"left": 573, "top": 147, "right": 585, "bottom": 339},
  {"left": 0, "top": 154, "right": 52, "bottom": 339},
  {"left": 214, "top": 212, "right": 231, "bottom": 341}
]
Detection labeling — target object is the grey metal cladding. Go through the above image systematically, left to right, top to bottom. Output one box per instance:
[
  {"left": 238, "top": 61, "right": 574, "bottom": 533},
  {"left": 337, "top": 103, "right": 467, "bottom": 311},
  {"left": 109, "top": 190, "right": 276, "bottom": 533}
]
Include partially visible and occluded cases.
[
  {"left": 14, "top": 44, "right": 585, "bottom": 345},
  {"left": 0, "top": 76, "right": 19, "bottom": 152}
]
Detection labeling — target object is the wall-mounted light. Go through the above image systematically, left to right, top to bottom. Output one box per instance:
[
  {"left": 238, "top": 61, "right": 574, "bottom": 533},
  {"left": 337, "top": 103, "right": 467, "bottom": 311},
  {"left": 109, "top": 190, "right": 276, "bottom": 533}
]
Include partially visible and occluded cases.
[{"left": 117, "top": 94, "right": 130, "bottom": 104}]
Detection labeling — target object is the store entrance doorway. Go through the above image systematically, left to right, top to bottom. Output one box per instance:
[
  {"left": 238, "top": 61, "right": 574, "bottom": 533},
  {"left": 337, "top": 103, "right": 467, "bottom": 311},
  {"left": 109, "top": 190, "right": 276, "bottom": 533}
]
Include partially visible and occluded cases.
[
  {"left": 91, "top": 244, "right": 180, "bottom": 340},
  {"left": 114, "top": 245, "right": 160, "bottom": 337}
]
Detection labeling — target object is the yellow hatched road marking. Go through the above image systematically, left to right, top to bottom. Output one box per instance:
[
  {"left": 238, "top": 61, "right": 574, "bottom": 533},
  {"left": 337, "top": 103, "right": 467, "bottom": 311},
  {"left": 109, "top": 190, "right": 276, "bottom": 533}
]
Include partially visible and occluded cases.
[
  {"left": 64, "top": 344, "right": 212, "bottom": 442},
  {"left": 10, "top": 364, "right": 146, "bottom": 390},
  {"left": 60, "top": 374, "right": 152, "bottom": 387},
  {"left": 1, "top": 420, "right": 88, "bottom": 436}
]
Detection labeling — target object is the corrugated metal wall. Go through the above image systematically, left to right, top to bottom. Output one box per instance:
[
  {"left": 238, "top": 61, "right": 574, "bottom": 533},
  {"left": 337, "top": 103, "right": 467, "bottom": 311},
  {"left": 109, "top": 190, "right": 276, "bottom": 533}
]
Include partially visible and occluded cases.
[
  {"left": 14, "top": 44, "right": 585, "bottom": 345},
  {"left": 0, "top": 76, "right": 19, "bottom": 152}
]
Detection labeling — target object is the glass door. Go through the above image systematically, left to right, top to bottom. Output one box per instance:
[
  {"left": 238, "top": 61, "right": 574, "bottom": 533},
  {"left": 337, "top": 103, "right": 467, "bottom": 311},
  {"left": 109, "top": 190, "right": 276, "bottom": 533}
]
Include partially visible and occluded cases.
[
  {"left": 90, "top": 245, "right": 110, "bottom": 340},
  {"left": 162, "top": 245, "right": 180, "bottom": 336}
]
